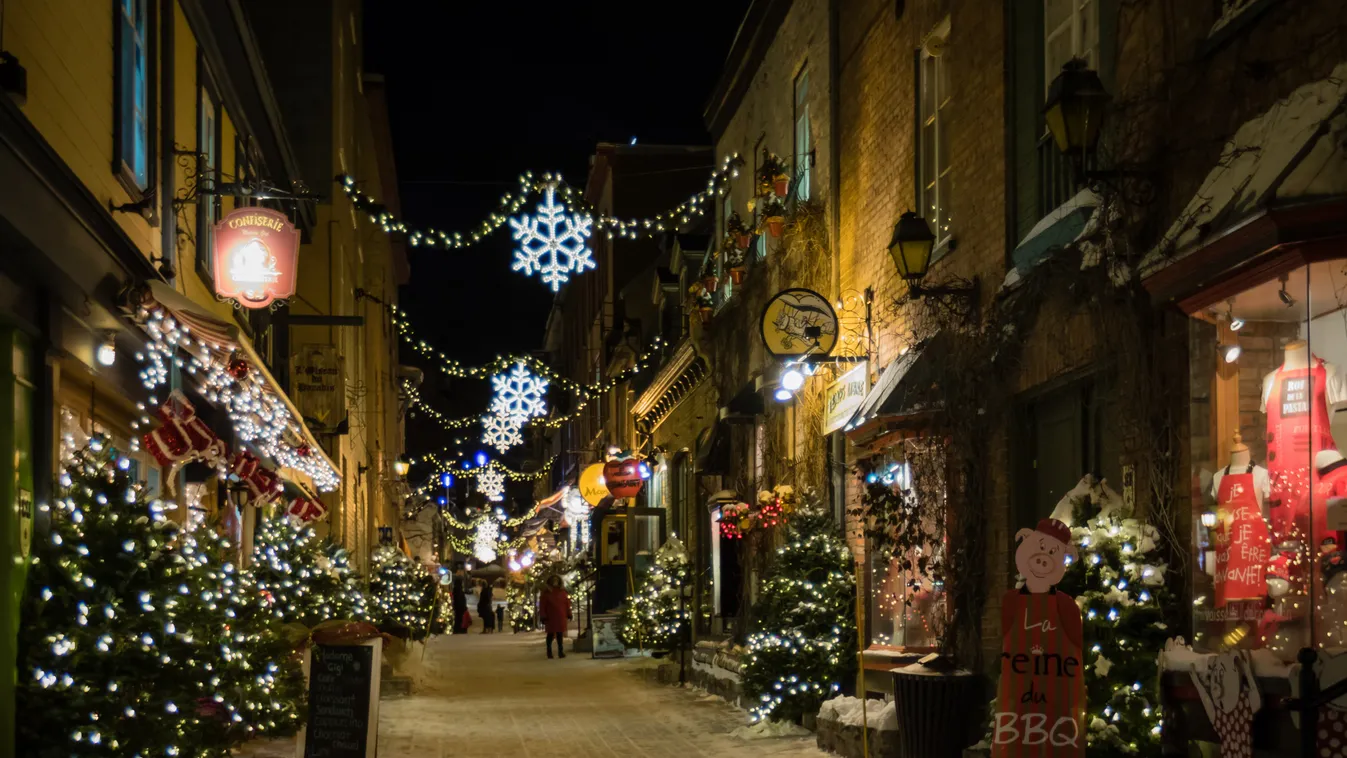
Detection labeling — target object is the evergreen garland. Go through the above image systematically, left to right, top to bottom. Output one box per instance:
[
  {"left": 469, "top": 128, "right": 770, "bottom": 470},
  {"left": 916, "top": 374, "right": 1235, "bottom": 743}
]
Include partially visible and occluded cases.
[{"left": 742, "top": 501, "right": 856, "bottom": 723}]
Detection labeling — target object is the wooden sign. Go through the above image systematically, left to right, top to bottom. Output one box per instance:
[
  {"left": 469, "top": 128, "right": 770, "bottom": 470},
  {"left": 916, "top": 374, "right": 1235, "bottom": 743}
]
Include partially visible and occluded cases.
[
  {"left": 212, "top": 207, "right": 300, "bottom": 309},
  {"left": 759, "top": 288, "right": 838, "bottom": 357},
  {"left": 823, "top": 361, "right": 867, "bottom": 434},
  {"left": 992, "top": 518, "right": 1085, "bottom": 757},
  {"left": 299, "top": 640, "right": 381, "bottom": 757}
]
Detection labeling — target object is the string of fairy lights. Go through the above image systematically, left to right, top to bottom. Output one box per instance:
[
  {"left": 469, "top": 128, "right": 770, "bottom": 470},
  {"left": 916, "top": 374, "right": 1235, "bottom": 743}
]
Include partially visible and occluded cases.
[{"left": 339, "top": 153, "right": 743, "bottom": 249}]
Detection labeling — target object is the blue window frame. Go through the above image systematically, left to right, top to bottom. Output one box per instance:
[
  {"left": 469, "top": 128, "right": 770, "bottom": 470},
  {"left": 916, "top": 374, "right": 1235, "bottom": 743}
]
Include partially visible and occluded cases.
[
  {"left": 115, "top": 0, "right": 151, "bottom": 192},
  {"left": 793, "top": 67, "right": 811, "bottom": 201}
]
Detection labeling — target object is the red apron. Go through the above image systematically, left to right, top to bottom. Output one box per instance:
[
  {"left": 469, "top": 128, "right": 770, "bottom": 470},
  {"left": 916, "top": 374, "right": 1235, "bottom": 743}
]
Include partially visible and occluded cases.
[
  {"left": 1267, "top": 359, "right": 1336, "bottom": 539},
  {"left": 1213, "top": 465, "right": 1272, "bottom": 607},
  {"left": 992, "top": 590, "right": 1085, "bottom": 758}
]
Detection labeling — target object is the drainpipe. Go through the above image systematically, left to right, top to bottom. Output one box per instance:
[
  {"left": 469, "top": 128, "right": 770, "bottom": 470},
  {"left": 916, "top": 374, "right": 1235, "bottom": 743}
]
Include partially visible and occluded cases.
[
  {"left": 159, "top": 0, "right": 175, "bottom": 278},
  {"left": 828, "top": 0, "right": 841, "bottom": 305}
]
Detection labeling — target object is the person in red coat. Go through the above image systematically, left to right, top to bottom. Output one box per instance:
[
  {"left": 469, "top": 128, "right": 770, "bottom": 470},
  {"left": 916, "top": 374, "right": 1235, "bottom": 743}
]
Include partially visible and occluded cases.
[{"left": 539, "top": 575, "right": 572, "bottom": 659}]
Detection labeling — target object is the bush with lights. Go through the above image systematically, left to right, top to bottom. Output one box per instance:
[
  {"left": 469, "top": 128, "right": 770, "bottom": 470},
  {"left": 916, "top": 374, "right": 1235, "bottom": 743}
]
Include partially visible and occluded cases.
[
  {"left": 16, "top": 440, "right": 303, "bottom": 757},
  {"left": 1055, "top": 480, "right": 1172, "bottom": 756},
  {"left": 742, "top": 500, "right": 855, "bottom": 723},
  {"left": 244, "top": 514, "right": 367, "bottom": 628},
  {"left": 619, "top": 536, "right": 689, "bottom": 651},
  {"left": 369, "top": 544, "right": 436, "bottom": 640}
]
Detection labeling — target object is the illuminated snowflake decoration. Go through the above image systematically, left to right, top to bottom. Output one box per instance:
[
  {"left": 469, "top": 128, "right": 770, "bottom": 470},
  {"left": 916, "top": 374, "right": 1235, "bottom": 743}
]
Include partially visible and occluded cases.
[
  {"left": 508, "top": 185, "right": 595, "bottom": 291},
  {"left": 490, "top": 362, "right": 549, "bottom": 422},
  {"left": 481, "top": 413, "right": 524, "bottom": 454},
  {"left": 476, "top": 467, "right": 506, "bottom": 502},
  {"left": 473, "top": 518, "right": 500, "bottom": 563}
]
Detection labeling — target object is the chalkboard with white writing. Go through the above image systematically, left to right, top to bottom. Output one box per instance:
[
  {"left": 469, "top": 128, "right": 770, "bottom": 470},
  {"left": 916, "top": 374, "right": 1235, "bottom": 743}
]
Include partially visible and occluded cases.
[{"left": 303, "top": 642, "right": 378, "bottom": 758}]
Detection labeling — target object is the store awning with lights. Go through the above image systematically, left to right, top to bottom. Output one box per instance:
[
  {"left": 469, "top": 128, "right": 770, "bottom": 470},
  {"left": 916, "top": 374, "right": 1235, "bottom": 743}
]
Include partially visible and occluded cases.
[
  {"left": 127, "top": 280, "right": 340, "bottom": 491},
  {"left": 844, "top": 334, "right": 947, "bottom": 444}
]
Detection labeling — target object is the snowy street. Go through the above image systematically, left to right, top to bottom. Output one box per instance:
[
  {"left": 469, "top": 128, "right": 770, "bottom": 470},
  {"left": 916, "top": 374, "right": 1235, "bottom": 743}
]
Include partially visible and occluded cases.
[{"left": 239, "top": 628, "right": 827, "bottom": 758}]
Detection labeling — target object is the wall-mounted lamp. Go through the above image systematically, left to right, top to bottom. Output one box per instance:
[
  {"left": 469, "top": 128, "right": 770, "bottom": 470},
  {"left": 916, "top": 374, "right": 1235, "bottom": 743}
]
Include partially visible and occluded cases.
[
  {"left": 1044, "top": 59, "right": 1154, "bottom": 188},
  {"left": 887, "top": 211, "right": 978, "bottom": 314},
  {"left": 95, "top": 331, "right": 117, "bottom": 367},
  {"left": 392, "top": 457, "right": 410, "bottom": 478}
]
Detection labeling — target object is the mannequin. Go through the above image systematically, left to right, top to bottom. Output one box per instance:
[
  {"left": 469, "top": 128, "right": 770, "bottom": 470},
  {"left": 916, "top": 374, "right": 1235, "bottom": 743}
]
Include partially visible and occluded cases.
[
  {"left": 1262, "top": 341, "right": 1347, "bottom": 534},
  {"left": 1211, "top": 433, "right": 1273, "bottom": 608}
]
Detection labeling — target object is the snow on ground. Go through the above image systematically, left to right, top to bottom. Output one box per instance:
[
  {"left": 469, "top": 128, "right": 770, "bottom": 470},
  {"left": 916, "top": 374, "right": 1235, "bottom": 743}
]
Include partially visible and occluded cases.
[{"left": 818, "top": 695, "right": 899, "bottom": 731}]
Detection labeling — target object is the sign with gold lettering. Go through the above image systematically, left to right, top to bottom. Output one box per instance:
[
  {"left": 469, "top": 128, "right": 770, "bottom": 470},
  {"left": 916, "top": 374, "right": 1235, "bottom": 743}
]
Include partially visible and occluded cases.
[
  {"left": 212, "top": 207, "right": 300, "bottom": 309},
  {"left": 823, "top": 361, "right": 867, "bottom": 434}
]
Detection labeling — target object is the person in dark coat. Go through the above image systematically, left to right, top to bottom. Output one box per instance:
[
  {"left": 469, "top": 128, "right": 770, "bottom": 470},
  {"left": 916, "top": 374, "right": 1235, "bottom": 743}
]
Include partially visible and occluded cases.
[
  {"left": 451, "top": 570, "right": 468, "bottom": 634},
  {"left": 539, "top": 575, "right": 572, "bottom": 658},
  {"left": 478, "top": 581, "right": 495, "bottom": 633}
]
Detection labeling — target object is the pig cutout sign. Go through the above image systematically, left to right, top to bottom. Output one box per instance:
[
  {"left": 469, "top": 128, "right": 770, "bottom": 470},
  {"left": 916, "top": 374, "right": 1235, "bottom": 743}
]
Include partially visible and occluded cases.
[{"left": 993, "top": 518, "right": 1086, "bottom": 758}]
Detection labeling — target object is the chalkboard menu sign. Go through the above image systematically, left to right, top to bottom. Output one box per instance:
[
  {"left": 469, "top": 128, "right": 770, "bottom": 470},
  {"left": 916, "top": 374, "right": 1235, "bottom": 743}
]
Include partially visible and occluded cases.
[{"left": 300, "top": 640, "right": 381, "bottom": 757}]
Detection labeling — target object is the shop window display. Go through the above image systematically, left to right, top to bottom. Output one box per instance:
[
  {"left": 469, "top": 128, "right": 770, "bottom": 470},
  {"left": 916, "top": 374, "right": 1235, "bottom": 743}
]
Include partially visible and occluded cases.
[{"left": 1189, "top": 262, "right": 1347, "bottom": 658}]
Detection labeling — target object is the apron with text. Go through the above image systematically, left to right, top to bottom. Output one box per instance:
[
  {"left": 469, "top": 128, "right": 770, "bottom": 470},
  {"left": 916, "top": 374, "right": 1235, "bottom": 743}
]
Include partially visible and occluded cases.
[
  {"left": 1267, "top": 360, "right": 1335, "bottom": 541},
  {"left": 1214, "top": 465, "right": 1272, "bottom": 607}
]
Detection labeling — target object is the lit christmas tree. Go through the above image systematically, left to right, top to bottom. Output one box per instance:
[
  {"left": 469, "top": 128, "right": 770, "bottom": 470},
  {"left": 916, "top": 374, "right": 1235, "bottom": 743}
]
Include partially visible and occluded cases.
[
  {"left": 16, "top": 440, "right": 302, "bottom": 756},
  {"left": 1055, "top": 479, "right": 1172, "bottom": 756},
  {"left": 742, "top": 501, "right": 856, "bottom": 723},
  {"left": 244, "top": 514, "right": 367, "bottom": 627},
  {"left": 619, "top": 536, "right": 689, "bottom": 651},
  {"left": 368, "top": 545, "right": 435, "bottom": 640},
  {"left": 507, "top": 581, "right": 538, "bottom": 632}
]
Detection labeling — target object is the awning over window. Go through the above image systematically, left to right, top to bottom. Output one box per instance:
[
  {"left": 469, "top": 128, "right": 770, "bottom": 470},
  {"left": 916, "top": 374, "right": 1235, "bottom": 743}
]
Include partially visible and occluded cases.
[
  {"left": 130, "top": 280, "right": 340, "bottom": 491},
  {"left": 844, "top": 334, "right": 946, "bottom": 441}
]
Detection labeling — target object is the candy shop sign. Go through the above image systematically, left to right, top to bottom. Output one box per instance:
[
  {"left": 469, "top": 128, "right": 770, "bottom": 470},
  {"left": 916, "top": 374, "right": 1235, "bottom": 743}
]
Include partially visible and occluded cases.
[{"left": 212, "top": 208, "right": 300, "bottom": 309}]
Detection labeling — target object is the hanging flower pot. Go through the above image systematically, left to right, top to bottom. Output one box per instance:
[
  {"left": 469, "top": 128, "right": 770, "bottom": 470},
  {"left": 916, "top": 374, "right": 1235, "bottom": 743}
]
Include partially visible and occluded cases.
[
  {"left": 773, "top": 173, "right": 790, "bottom": 198},
  {"left": 766, "top": 216, "right": 785, "bottom": 238},
  {"left": 736, "top": 232, "right": 753, "bottom": 250},
  {"left": 729, "top": 266, "right": 746, "bottom": 285},
  {"left": 701, "top": 274, "right": 719, "bottom": 293},
  {"left": 698, "top": 306, "right": 714, "bottom": 324}
]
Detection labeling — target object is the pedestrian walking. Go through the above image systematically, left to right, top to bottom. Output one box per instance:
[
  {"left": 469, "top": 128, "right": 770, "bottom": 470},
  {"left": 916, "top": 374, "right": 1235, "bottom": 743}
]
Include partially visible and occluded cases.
[
  {"left": 451, "top": 569, "right": 469, "bottom": 634},
  {"left": 539, "top": 575, "right": 572, "bottom": 658},
  {"left": 479, "top": 581, "right": 495, "bottom": 633},
  {"left": 495, "top": 602, "right": 505, "bottom": 631}
]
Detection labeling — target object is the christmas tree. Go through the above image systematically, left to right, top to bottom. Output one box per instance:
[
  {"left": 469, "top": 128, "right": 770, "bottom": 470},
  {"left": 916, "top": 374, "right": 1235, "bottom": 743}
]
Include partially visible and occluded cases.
[
  {"left": 16, "top": 440, "right": 302, "bottom": 756},
  {"left": 1055, "top": 478, "right": 1171, "bottom": 756},
  {"left": 742, "top": 501, "right": 856, "bottom": 723},
  {"left": 244, "top": 514, "right": 367, "bottom": 627},
  {"left": 619, "top": 536, "right": 689, "bottom": 651},
  {"left": 368, "top": 545, "right": 435, "bottom": 640},
  {"left": 507, "top": 581, "right": 538, "bottom": 632}
]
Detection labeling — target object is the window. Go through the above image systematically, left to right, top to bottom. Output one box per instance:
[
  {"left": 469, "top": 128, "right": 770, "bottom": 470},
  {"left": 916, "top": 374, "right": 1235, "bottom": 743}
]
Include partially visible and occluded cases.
[
  {"left": 115, "top": 0, "right": 151, "bottom": 192},
  {"left": 1044, "top": 0, "right": 1098, "bottom": 89},
  {"left": 918, "top": 22, "right": 953, "bottom": 247},
  {"left": 793, "top": 68, "right": 811, "bottom": 201},
  {"left": 197, "top": 71, "right": 220, "bottom": 280},
  {"left": 867, "top": 442, "right": 948, "bottom": 648}
]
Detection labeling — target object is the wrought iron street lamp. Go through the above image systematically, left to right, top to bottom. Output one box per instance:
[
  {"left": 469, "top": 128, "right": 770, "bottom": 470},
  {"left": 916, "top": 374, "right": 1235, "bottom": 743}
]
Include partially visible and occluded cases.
[
  {"left": 1044, "top": 58, "right": 1111, "bottom": 157},
  {"left": 887, "top": 211, "right": 977, "bottom": 314}
]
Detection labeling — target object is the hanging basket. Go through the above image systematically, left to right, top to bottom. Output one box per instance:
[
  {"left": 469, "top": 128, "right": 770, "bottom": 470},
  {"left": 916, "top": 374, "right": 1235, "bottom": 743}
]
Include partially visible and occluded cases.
[
  {"left": 773, "top": 174, "right": 790, "bottom": 198},
  {"left": 766, "top": 216, "right": 785, "bottom": 238},
  {"left": 736, "top": 232, "right": 753, "bottom": 250},
  {"left": 728, "top": 266, "right": 746, "bottom": 285},
  {"left": 701, "top": 274, "right": 719, "bottom": 293},
  {"left": 697, "top": 306, "right": 714, "bottom": 324}
]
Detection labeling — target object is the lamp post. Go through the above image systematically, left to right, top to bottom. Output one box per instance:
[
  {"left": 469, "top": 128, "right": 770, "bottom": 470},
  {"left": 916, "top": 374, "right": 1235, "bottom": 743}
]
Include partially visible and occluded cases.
[
  {"left": 1043, "top": 58, "right": 1151, "bottom": 186},
  {"left": 887, "top": 211, "right": 978, "bottom": 314}
]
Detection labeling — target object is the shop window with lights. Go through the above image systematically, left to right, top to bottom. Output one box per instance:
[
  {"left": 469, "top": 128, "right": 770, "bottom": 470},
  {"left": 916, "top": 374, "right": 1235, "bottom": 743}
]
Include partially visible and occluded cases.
[
  {"left": 1188, "top": 261, "right": 1347, "bottom": 658},
  {"left": 866, "top": 439, "right": 947, "bottom": 649}
]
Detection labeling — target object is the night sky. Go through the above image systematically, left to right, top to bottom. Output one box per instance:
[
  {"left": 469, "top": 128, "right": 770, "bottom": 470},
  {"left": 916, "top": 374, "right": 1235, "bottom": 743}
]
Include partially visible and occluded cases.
[{"left": 364, "top": 2, "right": 750, "bottom": 459}]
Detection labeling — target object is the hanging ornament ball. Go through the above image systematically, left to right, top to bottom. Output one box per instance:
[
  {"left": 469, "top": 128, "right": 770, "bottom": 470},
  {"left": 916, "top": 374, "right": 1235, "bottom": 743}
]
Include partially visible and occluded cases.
[
  {"left": 227, "top": 357, "right": 250, "bottom": 380},
  {"left": 297, "top": 444, "right": 311, "bottom": 457}
]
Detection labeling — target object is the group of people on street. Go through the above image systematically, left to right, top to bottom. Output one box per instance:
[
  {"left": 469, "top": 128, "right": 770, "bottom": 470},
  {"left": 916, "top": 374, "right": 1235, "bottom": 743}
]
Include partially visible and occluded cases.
[{"left": 445, "top": 567, "right": 572, "bottom": 657}]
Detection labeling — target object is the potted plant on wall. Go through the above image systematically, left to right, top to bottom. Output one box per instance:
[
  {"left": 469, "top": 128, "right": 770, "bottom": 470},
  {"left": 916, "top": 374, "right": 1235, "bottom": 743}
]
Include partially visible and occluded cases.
[
  {"left": 756, "top": 148, "right": 789, "bottom": 198},
  {"left": 759, "top": 198, "right": 787, "bottom": 238},
  {"left": 726, "top": 211, "right": 753, "bottom": 252},
  {"left": 726, "top": 250, "right": 747, "bottom": 285},
  {"left": 695, "top": 290, "right": 715, "bottom": 324},
  {"left": 851, "top": 450, "right": 982, "bottom": 758}
]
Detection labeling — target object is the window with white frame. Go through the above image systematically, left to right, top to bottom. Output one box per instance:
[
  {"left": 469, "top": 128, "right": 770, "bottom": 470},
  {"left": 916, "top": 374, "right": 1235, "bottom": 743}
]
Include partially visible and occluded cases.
[
  {"left": 116, "top": 0, "right": 151, "bottom": 191},
  {"left": 1044, "top": 0, "right": 1099, "bottom": 89},
  {"left": 918, "top": 21, "right": 953, "bottom": 247},
  {"left": 793, "top": 67, "right": 811, "bottom": 201}
]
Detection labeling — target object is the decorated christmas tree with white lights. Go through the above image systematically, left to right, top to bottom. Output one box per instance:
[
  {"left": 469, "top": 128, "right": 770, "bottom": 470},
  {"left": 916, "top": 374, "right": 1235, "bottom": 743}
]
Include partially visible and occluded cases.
[
  {"left": 16, "top": 440, "right": 303, "bottom": 756},
  {"left": 1054, "top": 478, "right": 1172, "bottom": 757},
  {"left": 742, "top": 501, "right": 856, "bottom": 724},
  {"left": 245, "top": 514, "right": 367, "bottom": 627},
  {"left": 619, "top": 536, "right": 689, "bottom": 651},
  {"left": 369, "top": 544, "right": 435, "bottom": 640},
  {"left": 507, "top": 581, "right": 538, "bottom": 631}
]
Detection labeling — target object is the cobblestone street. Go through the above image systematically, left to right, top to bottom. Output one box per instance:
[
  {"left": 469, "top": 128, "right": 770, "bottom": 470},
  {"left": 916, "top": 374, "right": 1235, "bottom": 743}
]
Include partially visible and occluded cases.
[{"left": 241, "top": 629, "right": 826, "bottom": 758}]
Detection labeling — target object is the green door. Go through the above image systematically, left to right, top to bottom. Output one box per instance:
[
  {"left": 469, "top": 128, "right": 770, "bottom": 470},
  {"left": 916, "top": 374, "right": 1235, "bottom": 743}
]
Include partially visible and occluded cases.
[{"left": 0, "top": 328, "right": 35, "bottom": 756}]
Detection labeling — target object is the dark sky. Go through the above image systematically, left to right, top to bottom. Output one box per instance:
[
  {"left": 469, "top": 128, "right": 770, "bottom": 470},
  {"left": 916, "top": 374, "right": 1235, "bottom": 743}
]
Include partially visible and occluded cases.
[{"left": 364, "top": 2, "right": 750, "bottom": 467}]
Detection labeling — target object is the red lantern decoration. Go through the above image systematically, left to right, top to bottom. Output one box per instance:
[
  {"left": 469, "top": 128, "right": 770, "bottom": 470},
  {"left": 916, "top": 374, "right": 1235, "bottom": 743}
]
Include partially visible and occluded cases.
[
  {"left": 227, "top": 357, "right": 250, "bottom": 380},
  {"left": 602, "top": 455, "right": 644, "bottom": 499}
]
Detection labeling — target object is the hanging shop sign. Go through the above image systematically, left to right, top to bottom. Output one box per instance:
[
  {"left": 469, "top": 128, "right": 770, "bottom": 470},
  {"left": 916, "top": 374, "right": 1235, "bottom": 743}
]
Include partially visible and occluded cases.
[
  {"left": 211, "top": 207, "right": 300, "bottom": 309},
  {"left": 760, "top": 288, "right": 838, "bottom": 357},
  {"left": 293, "top": 344, "right": 345, "bottom": 429},
  {"left": 823, "top": 361, "right": 868, "bottom": 434},
  {"left": 602, "top": 454, "right": 645, "bottom": 500},
  {"left": 579, "top": 462, "right": 610, "bottom": 506},
  {"left": 992, "top": 518, "right": 1086, "bottom": 757}
]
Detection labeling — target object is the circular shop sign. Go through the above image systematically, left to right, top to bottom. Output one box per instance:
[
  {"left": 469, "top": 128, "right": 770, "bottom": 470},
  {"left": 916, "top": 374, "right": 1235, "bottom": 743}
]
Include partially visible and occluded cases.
[
  {"left": 759, "top": 288, "right": 838, "bottom": 357},
  {"left": 579, "top": 463, "right": 610, "bottom": 506}
]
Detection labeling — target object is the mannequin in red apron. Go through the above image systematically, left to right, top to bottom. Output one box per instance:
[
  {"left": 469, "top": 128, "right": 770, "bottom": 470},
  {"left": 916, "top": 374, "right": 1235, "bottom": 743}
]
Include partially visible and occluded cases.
[
  {"left": 1262, "top": 341, "right": 1346, "bottom": 543},
  {"left": 1210, "top": 434, "right": 1272, "bottom": 610}
]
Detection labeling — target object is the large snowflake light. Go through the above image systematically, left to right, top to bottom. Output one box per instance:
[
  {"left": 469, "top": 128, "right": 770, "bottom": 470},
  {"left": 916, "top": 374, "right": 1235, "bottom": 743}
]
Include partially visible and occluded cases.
[
  {"left": 508, "top": 185, "right": 595, "bottom": 291},
  {"left": 490, "top": 362, "right": 549, "bottom": 422},
  {"left": 482, "top": 413, "right": 524, "bottom": 454},
  {"left": 476, "top": 467, "right": 506, "bottom": 502},
  {"left": 473, "top": 518, "right": 501, "bottom": 563}
]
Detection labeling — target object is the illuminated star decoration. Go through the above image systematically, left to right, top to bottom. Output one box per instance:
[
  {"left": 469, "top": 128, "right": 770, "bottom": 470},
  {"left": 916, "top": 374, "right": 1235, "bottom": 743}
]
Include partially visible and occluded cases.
[
  {"left": 508, "top": 185, "right": 595, "bottom": 291},
  {"left": 490, "top": 362, "right": 549, "bottom": 422},
  {"left": 481, "top": 413, "right": 524, "bottom": 454},
  {"left": 476, "top": 468, "right": 506, "bottom": 502},
  {"left": 473, "top": 518, "right": 501, "bottom": 563}
]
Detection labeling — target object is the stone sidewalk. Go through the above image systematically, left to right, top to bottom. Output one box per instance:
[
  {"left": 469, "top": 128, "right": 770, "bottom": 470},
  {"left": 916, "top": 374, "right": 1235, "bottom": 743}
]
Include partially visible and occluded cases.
[{"left": 238, "top": 629, "right": 827, "bottom": 757}]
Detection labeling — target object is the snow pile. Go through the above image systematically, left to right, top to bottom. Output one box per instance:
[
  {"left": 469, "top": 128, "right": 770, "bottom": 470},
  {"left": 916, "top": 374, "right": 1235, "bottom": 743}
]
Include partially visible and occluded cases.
[
  {"left": 1158, "top": 636, "right": 1291, "bottom": 678},
  {"left": 895, "top": 661, "right": 973, "bottom": 677},
  {"left": 817, "top": 696, "right": 899, "bottom": 731},
  {"left": 731, "top": 719, "right": 812, "bottom": 740}
]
